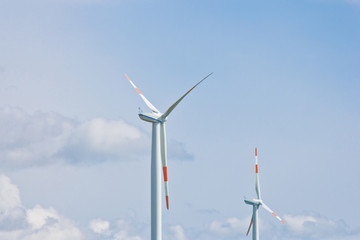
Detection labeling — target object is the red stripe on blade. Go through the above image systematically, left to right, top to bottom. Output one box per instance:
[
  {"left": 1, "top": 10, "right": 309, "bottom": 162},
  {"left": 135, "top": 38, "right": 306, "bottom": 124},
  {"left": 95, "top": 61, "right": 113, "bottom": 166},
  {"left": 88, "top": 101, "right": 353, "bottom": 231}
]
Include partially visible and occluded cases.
[
  {"left": 255, "top": 147, "right": 257, "bottom": 156},
  {"left": 255, "top": 165, "right": 258, "bottom": 173},
  {"left": 163, "top": 167, "right": 168, "bottom": 181},
  {"left": 166, "top": 196, "right": 169, "bottom": 210},
  {"left": 246, "top": 218, "right": 253, "bottom": 236}
]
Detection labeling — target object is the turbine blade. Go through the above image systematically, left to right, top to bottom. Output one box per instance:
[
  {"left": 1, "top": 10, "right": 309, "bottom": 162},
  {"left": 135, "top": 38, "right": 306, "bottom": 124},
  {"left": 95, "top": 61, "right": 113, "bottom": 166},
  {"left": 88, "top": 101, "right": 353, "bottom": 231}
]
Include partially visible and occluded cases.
[
  {"left": 161, "top": 72, "right": 213, "bottom": 119},
  {"left": 125, "top": 74, "right": 160, "bottom": 114},
  {"left": 160, "top": 123, "right": 169, "bottom": 210},
  {"left": 255, "top": 147, "right": 261, "bottom": 200},
  {"left": 261, "top": 202, "right": 285, "bottom": 224},
  {"left": 246, "top": 215, "right": 253, "bottom": 236}
]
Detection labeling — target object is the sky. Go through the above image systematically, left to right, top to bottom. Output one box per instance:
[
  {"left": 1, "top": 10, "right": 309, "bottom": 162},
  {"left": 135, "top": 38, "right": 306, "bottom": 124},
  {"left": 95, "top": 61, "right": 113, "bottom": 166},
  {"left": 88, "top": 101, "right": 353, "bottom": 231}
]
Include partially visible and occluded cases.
[{"left": 0, "top": 0, "right": 360, "bottom": 239}]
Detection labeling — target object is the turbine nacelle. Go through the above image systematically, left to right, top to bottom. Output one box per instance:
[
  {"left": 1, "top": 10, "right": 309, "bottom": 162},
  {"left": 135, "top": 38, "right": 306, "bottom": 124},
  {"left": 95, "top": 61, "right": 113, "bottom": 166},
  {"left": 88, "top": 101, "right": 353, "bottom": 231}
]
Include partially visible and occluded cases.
[
  {"left": 139, "top": 112, "right": 167, "bottom": 123},
  {"left": 244, "top": 199, "right": 261, "bottom": 206}
]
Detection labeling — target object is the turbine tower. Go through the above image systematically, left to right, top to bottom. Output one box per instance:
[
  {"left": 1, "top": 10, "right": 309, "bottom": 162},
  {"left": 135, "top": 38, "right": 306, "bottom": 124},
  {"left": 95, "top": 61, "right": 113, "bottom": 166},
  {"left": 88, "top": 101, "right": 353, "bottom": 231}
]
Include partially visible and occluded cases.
[
  {"left": 126, "top": 73, "right": 212, "bottom": 240},
  {"left": 244, "top": 147, "right": 285, "bottom": 240}
]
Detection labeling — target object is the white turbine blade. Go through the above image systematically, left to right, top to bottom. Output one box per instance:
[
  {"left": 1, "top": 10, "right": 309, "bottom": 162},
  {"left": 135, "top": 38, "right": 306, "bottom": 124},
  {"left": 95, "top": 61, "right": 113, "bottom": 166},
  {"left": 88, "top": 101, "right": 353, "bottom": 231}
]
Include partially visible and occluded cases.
[
  {"left": 161, "top": 72, "right": 213, "bottom": 119},
  {"left": 125, "top": 74, "right": 160, "bottom": 114},
  {"left": 160, "top": 123, "right": 169, "bottom": 210},
  {"left": 255, "top": 147, "right": 261, "bottom": 200},
  {"left": 261, "top": 202, "right": 285, "bottom": 224},
  {"left": 246, "top": 214, "right": 253, "bottom": 236}
]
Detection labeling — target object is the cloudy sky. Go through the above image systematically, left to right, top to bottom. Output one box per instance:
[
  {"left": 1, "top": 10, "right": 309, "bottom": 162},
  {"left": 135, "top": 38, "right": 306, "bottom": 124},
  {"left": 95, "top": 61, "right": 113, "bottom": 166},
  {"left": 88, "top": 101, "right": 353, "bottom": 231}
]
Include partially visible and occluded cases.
[{"left": 0, "top": 0, "right": 359, "bottom": 239}]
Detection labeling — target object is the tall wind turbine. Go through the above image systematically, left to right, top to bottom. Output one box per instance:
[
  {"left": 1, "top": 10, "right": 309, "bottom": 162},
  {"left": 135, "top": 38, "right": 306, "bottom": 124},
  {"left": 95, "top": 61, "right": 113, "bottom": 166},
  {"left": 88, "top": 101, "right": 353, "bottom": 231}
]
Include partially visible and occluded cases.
[
  {"left": 126, "top": 73, "right": 212, "bottom": 240},
  {"left": 244, "top": 147, "right": 285, "bottom": 240}
]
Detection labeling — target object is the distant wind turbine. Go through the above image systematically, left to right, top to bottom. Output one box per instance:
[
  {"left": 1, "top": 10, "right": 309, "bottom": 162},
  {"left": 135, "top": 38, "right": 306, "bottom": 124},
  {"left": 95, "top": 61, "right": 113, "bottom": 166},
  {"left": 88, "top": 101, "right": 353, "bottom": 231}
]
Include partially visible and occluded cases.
[
  {"left": 126, "top": 73, "right": 212, "bottom": 240},
  {"left": 244, "top": 147, "right": 285, "bottom": 240}
]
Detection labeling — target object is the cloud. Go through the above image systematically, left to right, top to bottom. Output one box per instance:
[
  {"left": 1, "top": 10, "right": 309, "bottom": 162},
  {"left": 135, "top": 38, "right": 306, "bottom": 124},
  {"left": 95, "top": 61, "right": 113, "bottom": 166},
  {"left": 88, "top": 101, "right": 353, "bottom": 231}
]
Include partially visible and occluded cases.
[
  {"left": 0, "top": 107, "right": 194, "bottom": 168},
  {"left": 0, "top": 107, "right": 147, "bottom": 167},
  {"left": 0, "top": 108, "right": 74, "bottom": 167},
  {"left": 59, "top": 118, "right": 149, "bottom": 163},
  {"left": 0, "top": 173, "right": 147, "bottom": 240},
  {"left": 0, "top": 174, "right": 82, "bottom": 240},
  {"left": 0, "top": 174, "right": 26, "bottom": 231},
  {"left": 0, "top": 174, "right": 21, "bottom": 211},
  {"left": 2, "top": 174, "right": 359, "bottom": 240},
  {"left": 26, "top": 206, "right": 60, "bottom": 230},
  {"left": 22, "top": 207, "right": 83, "bottom": 240},
  {"left": 282, "top": 213, "right": 356, "bottom": 239},
  {"left": 205, "top": 214, "right": 360, "bottom": 240},
  {"left": 208, "top": 217, "right": 249, "bottom": 238},
  {"left": 89, "top": 218, "right": 143, "bottom": 240},
  {"left": 88, "top": 219, "right": 192, "bottom": 240},
  {"left": 89, "top": 219, "right": 110, "bottom": 235},
  {"left": 169, "top": 225, "right": 187, "bottom": 240},
  {"left": 112, "top": 231, "right": 142, "bottom": 240}
]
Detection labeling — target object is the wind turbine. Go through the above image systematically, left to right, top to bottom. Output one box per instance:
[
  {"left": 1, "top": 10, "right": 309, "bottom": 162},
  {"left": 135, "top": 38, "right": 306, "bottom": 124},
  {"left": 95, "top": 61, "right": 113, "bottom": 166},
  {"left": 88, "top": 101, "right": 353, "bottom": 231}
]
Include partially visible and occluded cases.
[
  {"left": 126, "top": 73, "right": 212, "bottom": 240},
  {"left": 244, "top": 147, "right": 285, "bottom": 240}
]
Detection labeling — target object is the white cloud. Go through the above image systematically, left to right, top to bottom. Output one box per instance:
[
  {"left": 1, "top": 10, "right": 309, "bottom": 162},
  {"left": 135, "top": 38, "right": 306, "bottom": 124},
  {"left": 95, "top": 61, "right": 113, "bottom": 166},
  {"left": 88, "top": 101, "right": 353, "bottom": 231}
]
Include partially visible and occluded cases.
[
  {"left": 0, "top": 107, "right": 194, "bottom": 168},
  {"left": 0, "top": 107, "right": 148, "bottom": 167},
  {"left": 0, "top": 107, "right": 74, "bottom": 167},
  {"left": 62, "top": 118, "right": 148, "bottom": 163},
  {"left": 0, "top": 173, "right": 147, "bottom": 240},
  {"left": 0, "top": 174, "right": 83, "bottom": 240},
  {"left": 0, "top": 174, "right": 26, "bottom": 231},
  {"left": 0, "top": 174, "right": 21, "bottom": 211},
  {"left": 2, "top": 174, "right": 359, "bottom": 240},
  {"left": 26, "top": 206, "right": 60, "bottom": 230},
  {"left": 21, "top": 213, "right": 83, "bottom": 240},
  {"left": 205, "top": 213, "right": 360, "bottom": 240},
  {"left": 283, "top": 213, "right": 353, "bottom": 239},
  {"left": 285, "top": 214, "right": 317, "bottom": 234},
  {"left": 208, "top": 217, "right": 249, "bottom": 238},
  {"left": 88, "top": 218, "right": 143, "bottom": 240},
  {"left": 89, "top": 218, "right": 110, "bottom": 235},
  {"left": 112, "top": 219, "right": 143, "bottom": 240},
  {"left": 169, "top": 225, "right": 187, "bottom": 240},
  {"left": 113, "top": 231, "right": 143, "bottom": 240}
]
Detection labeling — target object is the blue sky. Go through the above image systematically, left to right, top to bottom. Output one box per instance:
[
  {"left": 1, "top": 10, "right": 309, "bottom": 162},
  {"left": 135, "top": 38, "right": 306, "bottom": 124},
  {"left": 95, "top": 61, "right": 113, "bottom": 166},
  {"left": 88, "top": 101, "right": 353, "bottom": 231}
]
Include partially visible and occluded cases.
[{"left": 0, "top": 0, "right": 359, "bottom": 239}]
